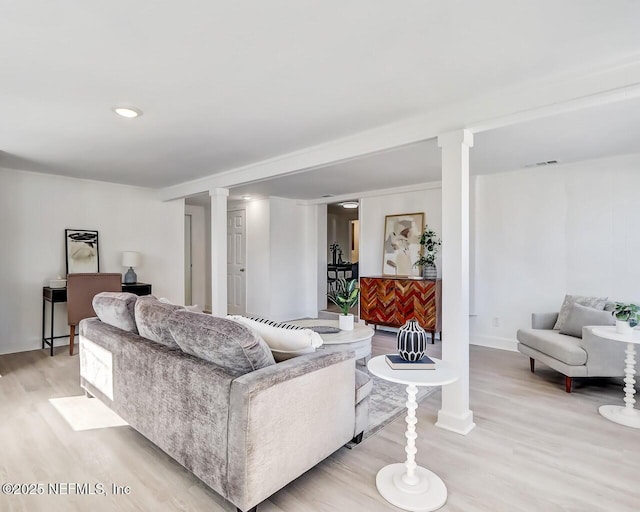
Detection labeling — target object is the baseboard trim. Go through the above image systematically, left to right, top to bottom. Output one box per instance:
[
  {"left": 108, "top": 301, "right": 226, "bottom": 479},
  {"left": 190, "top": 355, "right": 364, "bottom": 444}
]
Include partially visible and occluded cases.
[
  {"left": 470, "top": 335, "right": 518, "bottom": 352},
  {"left": 435, "top": 409, "right": 476, "bottom": 435}
]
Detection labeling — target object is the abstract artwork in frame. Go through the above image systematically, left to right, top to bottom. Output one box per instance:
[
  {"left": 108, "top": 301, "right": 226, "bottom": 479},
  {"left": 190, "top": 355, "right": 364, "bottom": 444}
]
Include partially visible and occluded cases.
[
  {"left": 382, "top": 213, "right": 424, "bottom": 276},
  {"left": 65, "top": 229, "right": 100, "bottom": 274}
]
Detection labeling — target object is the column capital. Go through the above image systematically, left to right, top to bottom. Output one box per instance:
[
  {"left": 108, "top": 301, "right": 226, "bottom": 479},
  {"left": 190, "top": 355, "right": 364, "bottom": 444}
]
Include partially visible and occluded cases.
[
  {"left": 437, "top": 129, "right": 474, "bottom": 149},
  {"left": 209, "top": 187, "right": 229, "bottom": 197}
]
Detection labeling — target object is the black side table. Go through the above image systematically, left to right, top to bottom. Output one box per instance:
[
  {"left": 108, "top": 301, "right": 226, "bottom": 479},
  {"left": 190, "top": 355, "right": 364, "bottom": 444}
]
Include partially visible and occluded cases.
[{"left": 42, "top": 282, "right": 152, "bottom": 356}]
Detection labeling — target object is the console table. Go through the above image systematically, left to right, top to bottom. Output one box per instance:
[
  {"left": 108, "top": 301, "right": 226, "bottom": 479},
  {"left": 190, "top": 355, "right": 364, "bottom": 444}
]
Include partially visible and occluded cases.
[
  {"left": 360, "top": 277, "right": 442, "bottom": 342},
  {"left": 42, "top": 282, "right": 152, "bottom": 356}
]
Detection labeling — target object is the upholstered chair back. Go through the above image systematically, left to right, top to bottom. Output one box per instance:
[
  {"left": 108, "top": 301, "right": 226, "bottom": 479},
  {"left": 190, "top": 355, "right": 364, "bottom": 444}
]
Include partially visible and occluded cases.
[{"left": 67, "top": 273, "right": 121, "bottom": 326}]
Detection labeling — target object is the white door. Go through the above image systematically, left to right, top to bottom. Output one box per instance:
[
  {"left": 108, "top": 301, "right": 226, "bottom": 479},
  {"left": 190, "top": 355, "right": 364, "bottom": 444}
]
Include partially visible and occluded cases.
[{"left": 227, "top": 209, "right": 246, "bottom": 315}]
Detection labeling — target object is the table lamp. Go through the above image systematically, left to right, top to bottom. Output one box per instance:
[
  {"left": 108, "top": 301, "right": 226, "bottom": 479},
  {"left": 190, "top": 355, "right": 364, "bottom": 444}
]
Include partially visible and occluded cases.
[{"left": 122, "top": 251, "right": 141, "bottom": 284}]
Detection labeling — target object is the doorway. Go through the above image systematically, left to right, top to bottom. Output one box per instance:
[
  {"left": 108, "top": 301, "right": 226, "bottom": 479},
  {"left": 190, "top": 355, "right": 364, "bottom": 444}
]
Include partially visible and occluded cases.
[
  {"left": 184, "top": 194, "right": 211, "bottom": 312},
  {"left": 325, "top": 201, "right": 360, "bottom": 315},
  {"left": 227, "top": 209, "right": 247, "bottom": 315}
]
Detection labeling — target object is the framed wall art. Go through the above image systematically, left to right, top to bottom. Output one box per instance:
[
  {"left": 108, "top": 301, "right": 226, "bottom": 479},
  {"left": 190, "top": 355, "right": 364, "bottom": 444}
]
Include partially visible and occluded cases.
[
  {"left": 382, "top": 213, "right": 424, "bottom": 276},
  {"left": 65, "top": 229, "right": 100, "bottom": 274}
]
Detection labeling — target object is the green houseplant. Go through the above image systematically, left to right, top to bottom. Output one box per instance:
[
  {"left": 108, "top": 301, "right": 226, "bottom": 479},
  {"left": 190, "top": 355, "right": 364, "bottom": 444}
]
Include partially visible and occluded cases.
[
  {"left": 414, "top": 226, "right": 441, "bottom": 279},
  {"left": 329, "top": 278, "right": 360, "bottom": 330},
  {"left": 612, "top": 302, "right": 639, "bottom": 334}
]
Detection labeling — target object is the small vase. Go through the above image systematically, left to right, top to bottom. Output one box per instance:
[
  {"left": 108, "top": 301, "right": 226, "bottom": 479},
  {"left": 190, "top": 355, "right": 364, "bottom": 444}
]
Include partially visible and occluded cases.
[
  {"left": 422, "top": 264, "right": 437, "bottom": 279},
  {"left": 339, "top": 313, "right": 354, "bottom": 331},
  {"left": 397, "top": 319, "right": 428, "bottom": 361},
  {"left": 616, "top": 320, "right": 633, "bottom": 335}
]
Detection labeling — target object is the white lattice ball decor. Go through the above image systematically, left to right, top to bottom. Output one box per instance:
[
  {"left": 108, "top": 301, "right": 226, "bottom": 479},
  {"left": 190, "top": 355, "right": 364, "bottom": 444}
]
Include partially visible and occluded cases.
[{"left": 397, "top": 319, "right": 428, "bottom": 361}]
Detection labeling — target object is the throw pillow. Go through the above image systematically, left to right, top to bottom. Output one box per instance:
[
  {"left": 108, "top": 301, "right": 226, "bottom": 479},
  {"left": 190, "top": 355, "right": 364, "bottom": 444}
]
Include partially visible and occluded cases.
[
  {"left": 92, "top": 292, "right": 139, "bottom": 333},
  {"left": 553, "top": 294, "right": 608, "bottom": 331},
  {"left": 135, "top": 296, "right": 183, "bottom": 349},
  {"left": 559, "top": 303, "right": 615, "bottom": 338},
  {"left": 169, "top": 310, "right": 275, "bottom": 374},
  {"left": 227, "top": 315, "right": 323, "bottom": 362},
  {"left": 245, "top": 316, "right": 306, "bottom": 331}
]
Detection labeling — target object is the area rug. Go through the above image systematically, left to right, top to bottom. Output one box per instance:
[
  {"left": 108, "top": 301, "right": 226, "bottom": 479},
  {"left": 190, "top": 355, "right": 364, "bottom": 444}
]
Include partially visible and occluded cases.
[
  {"left": 346, "top": 369, "right": 437, "bottom": 448},
  {"left": 49, "top": 396, "right": 128, "bottom": 431}
]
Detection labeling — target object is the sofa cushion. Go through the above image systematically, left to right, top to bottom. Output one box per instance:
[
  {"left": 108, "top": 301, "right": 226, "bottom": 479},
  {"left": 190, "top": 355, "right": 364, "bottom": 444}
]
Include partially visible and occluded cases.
[
  {"left": 92, "top": 292, "right": 139, "bottom": 333},
  {"left": 553, "top": 294, "right": 608, "bottom": 330},
  {"left": 135, "top": 296, "right": 183, "bottom": 349},
  {"left": 559, "top": 303, "right": 615, "bottom": 338},
  {"left": 169, "top": 310, "right": 275, "bottom": 374},
  {"left": 227, "top": 315, "right": 323, "bottom": 362},
  {"left": 517, "top": 328, "right": 587, "bottom": 365},
  {"left": 355, "top": 369, "right": 373, "bottom": 404}
]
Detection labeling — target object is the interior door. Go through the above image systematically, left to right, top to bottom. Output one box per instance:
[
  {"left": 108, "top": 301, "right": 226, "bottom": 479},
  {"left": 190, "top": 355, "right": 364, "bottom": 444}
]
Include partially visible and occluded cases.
[{"left": 227, "top": 209, "right": 246, "bottom": 315}]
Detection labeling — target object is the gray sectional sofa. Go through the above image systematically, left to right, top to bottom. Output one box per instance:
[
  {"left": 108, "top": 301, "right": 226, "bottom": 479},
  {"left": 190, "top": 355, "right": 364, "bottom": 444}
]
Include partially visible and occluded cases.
[{"left": 78, "top": 293, "right": 371, "bottom": 512}]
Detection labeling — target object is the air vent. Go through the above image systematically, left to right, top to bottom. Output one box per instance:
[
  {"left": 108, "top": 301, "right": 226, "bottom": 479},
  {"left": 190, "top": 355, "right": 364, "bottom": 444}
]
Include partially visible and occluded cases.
[{"left": 525, "top": 160, "right": 559, "bottom": 168}]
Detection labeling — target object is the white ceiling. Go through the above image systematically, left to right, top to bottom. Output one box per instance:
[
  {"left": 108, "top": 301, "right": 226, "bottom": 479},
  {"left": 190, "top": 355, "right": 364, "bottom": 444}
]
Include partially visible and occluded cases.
[
  {"left": 2, "top": 1, "right": 640, "bottom": 188},
  {"left": 229, "top": 98, "right": 640, "bottom": 200}
]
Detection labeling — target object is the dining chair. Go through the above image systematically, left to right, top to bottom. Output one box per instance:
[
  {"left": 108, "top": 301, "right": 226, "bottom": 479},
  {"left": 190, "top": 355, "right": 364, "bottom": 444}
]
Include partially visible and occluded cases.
[
  {"left": 327, "top": 268, "right": 338, "bottom": 294},
  {"left": 67, "top": 273, "right": 121, "bottom": 356}
]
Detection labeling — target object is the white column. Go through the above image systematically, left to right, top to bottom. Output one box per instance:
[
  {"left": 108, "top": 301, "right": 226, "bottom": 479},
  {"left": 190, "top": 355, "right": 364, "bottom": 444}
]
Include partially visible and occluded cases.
[
  {"left": 435, "top": 130, "right": 476, "bottom": 435},
  {"left": 209, "top": 187, "right": 229, "bottom": 317},
  {"left": 317, "top": 204, "right": 328, "bottom": 312}
]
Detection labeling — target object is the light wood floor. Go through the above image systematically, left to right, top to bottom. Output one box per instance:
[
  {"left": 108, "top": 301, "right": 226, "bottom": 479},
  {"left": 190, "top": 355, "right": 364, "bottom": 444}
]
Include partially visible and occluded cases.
[{"left": 1, "top": 333, "right": 639, "bottom": 512}]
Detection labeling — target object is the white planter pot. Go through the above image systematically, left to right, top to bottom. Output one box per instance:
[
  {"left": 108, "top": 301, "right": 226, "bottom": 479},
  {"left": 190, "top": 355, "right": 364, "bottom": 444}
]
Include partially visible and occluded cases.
[
  {"left": 339, "top": 314, "right": 354, "bottom": 331},
  {"left": 616, "top": 320, "right": 633, "bottom": 335}
]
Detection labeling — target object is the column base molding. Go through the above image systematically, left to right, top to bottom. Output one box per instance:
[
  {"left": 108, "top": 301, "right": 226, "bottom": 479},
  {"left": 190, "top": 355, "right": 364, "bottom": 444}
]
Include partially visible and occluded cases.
[{"left": 435, "top": 409, "right": 475, "bottom": 435}]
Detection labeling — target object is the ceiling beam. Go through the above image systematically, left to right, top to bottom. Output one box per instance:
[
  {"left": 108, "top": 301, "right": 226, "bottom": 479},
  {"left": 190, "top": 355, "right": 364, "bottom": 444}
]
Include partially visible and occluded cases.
[{"left": 159, "top": 56, "right": 640, "bottom": 201}]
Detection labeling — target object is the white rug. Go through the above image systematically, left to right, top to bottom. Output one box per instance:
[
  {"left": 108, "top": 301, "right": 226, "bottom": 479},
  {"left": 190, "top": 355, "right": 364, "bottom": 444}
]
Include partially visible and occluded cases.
[{"left": 49, "top": 396, "right": 128, "bottom": 431}]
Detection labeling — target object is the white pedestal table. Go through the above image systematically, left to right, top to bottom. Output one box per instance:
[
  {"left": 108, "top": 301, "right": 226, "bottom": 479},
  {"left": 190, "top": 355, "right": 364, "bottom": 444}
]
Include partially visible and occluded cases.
[
  {"left": 592, "top": 326, "right": 640, "bottom": 429},
  {"left": 367, "top": 355, "right": 458, "bottom": 511}
]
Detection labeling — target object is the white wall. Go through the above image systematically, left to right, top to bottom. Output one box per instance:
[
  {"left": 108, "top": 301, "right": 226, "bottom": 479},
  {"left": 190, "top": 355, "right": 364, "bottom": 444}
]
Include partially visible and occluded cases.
[
  {"left": 471, "top": 153, "right": 640, "bottom": 351},
  {"left": 0, "top": 169, "right": 184, "bottom": 355},
  {"left": 359, "top": 186, "right": 443, "bottom": 278},
  {"left": 243, "top": 197, "right": 318, "bottom": 321},
  {"left": 269, "top": 198, "right": 317, "bottom": 320},
  {"left": 245, "top": 199, "right": 271, "bottom": 317},
  {"left": 317, "top": 204, "right": 328, "bottom": 310},
  {"left": 184, "top": 205, "right": 206, "bottom": 309}
]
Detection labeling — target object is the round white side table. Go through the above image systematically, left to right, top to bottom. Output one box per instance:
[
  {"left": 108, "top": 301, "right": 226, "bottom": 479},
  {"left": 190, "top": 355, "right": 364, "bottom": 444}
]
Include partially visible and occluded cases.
[
  {"left": 288, "top": 319, "right": 374, "bottom": 361},
  {"left": 592, "top": 326, "right": 640, "bottom": 429},
  {"left": 367, "top": 355, "right": 458, "bottom": 512}
]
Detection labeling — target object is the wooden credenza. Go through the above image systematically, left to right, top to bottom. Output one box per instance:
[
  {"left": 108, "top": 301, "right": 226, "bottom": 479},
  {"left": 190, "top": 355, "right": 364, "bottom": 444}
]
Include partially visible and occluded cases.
[{"left": 360, "top": 276, "right": 441, "bottom": 342}]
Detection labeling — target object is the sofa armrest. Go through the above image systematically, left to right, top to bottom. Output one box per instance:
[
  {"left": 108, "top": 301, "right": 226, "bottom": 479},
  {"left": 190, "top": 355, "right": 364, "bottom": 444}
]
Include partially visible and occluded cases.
[
  {"left": 532, "top": 312, "right": 559, "bottom": 329},
  {"left": 580, "top": 326, "right": 627, "bottom": 377},
  {"left": 226, "top": 349, "right": 357, "bottom": 511}
]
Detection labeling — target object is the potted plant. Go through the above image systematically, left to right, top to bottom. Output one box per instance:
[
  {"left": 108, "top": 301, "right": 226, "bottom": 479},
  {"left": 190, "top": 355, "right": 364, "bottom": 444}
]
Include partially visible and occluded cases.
[
  {"left": 414, "top": 226, "right": 441, "bottom": 279},
  {"left": 329, "top": 278, "right": 360, "bottom": 330},
  {"left": 612, "top": 302, "right": 639, "bottom": 334}
]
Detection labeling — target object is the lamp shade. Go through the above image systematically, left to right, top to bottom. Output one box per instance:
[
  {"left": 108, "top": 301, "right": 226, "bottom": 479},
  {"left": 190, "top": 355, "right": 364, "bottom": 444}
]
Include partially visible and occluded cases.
[{"left": 121, "top": 251, "right": 141, "bottom": 268}]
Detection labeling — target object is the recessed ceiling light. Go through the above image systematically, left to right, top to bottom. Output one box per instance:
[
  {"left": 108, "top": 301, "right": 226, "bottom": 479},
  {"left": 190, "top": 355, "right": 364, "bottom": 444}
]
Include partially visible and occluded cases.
[
  {"left": 113, "top": 107, "right": 142, "bottom": 118},
  {"left": 242, "top": 195, "right": 252, "bottom": 201},
  {"left": 342, "top": 202, "right": 359, "bottom": 209}
]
